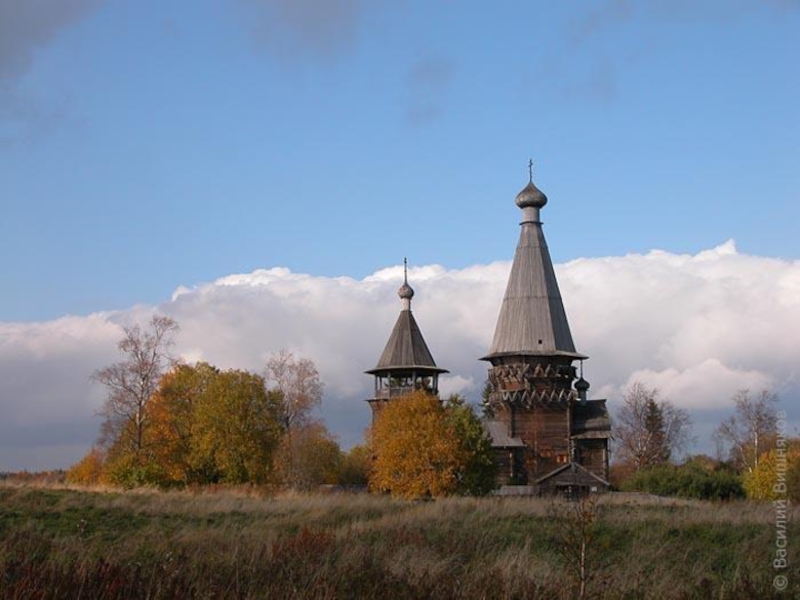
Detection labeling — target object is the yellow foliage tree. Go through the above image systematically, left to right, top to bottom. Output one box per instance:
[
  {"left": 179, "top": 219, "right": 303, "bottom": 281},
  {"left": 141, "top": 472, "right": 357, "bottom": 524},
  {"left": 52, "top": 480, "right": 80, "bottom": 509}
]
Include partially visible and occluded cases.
[
  {"left": 145, "top": 363, "right": 218, "bottom": 484},
  {"left": 369, "top": 390, "right": 466, "bottom": 499},
  {"left": 743, "top": 440, "right": 800, "bottom": 501},
  {"left": 65, "top": 446, "right": 105, "bottom": 485}
]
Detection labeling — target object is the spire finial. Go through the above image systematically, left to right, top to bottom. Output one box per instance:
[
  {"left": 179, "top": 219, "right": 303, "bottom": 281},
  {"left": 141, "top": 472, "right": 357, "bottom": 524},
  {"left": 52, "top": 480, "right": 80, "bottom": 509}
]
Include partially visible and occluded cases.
[
  {"left": 528, "top": 158, "right": 533, "bottom": 183},
  {"left": 398, "top": 257, "right": 414, "bottom": 307}
]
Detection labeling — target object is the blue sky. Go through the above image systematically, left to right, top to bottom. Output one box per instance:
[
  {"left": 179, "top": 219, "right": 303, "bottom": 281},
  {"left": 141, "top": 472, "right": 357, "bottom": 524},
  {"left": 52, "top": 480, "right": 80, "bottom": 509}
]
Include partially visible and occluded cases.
[
  {"left": 2, "top": 0, "right": 798, "bottom": 322},
  {"left": 1, "top": 1, "right": 799, "bottom": 471}
]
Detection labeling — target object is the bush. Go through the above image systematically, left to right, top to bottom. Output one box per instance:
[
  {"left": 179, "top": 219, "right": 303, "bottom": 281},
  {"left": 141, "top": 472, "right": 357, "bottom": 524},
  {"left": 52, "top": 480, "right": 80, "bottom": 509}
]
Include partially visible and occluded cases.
[
  {"left": 65, "top": 448, "right": 105, "bottom": 485},
  {"left": 621, "top": 462, "right": 744, "bottom": 500}
]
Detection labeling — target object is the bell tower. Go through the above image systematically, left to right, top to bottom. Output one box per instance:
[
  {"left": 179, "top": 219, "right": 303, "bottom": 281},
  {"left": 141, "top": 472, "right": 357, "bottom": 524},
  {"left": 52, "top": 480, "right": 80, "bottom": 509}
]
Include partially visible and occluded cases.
[{"left": 366, "top": 260, "right": 448, "bottom": 420}]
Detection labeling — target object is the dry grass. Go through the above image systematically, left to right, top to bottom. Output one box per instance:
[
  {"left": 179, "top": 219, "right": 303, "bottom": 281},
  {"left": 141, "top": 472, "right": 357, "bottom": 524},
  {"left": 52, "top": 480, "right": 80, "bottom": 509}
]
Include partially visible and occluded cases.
[{"left": 0, "top": 482, "right": 797, "bottom": 599}]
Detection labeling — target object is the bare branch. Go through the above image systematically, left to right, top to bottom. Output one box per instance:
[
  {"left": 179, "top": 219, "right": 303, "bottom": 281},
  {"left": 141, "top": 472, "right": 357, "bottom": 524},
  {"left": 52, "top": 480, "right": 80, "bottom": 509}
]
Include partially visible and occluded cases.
[
  {"left": 92, "top": 315, "right": 179, "bottom": 454},
  {"left": 613, "top": 382, "right": 692, "bottom": 469},
  {"left": 714, "top": 389, "right": 778, "bottom": 472}
]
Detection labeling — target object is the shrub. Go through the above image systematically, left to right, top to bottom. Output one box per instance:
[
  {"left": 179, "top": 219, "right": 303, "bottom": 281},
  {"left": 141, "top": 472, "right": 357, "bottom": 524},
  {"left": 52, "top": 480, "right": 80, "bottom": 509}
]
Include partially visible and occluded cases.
[{"left": 621, "top": 462, "right": 744, "bottom": 500}]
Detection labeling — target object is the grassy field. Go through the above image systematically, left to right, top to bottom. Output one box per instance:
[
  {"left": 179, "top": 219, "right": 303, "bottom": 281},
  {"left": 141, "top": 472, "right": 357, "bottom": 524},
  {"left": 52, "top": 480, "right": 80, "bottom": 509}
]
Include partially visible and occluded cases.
[{"left": 0, "top": 482, "right": 797, "bottom": 599}]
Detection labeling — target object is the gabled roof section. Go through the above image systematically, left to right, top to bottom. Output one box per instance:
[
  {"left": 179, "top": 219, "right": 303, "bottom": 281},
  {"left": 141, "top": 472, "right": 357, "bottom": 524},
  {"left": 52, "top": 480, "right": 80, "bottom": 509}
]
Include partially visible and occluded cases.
[
  {"left": 483, "top": 176, "right": 585, "bottom": 361},
  {"left": 366, "top": 310, "right": 448, "bottom": 374},
  {"left": 535, "top": 462, "right": 610, "bottom": 487}
]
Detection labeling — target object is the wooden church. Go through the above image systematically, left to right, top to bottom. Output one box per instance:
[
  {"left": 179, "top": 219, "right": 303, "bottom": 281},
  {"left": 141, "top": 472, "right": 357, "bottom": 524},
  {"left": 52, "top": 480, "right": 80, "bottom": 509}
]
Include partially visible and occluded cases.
[
  {"left": 366, "top": 168, "right": 611, "bottom": 496},
  {"left": 480, "top": 169, "right": 611, "bottom": 495}
]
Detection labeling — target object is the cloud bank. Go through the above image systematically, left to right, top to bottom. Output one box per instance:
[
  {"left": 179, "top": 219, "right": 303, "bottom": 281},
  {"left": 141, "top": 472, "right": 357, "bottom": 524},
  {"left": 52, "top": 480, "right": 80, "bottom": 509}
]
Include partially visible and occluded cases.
[{"left": 2, "top": 240, "right": 798, "bottom": 471}]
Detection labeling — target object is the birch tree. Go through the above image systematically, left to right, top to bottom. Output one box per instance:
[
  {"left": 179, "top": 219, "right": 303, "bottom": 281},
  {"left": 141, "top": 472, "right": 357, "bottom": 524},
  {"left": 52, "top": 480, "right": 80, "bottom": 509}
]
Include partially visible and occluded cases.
[
  {"left": 93, "top": 315, "right": 179, "bottom": 454},
  {"left": 264, "top": 350, "right": 323, "bottom": 432},
  {"left": 614, "top": 382, "right": 692, "bottom": 469},
  {"left": 714, "top": 389, "right": 778, "bottom": 472}
]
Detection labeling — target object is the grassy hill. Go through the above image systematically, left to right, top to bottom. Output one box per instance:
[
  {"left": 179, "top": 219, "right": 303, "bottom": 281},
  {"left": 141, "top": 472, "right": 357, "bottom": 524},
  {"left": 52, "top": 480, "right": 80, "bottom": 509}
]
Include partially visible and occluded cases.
[{"left": 0, "top": 483, "right": 796, "bottom": 599}]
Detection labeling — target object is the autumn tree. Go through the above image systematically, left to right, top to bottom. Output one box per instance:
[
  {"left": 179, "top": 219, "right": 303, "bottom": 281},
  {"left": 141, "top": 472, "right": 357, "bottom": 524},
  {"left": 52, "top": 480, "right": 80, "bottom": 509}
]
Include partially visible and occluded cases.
[
  {"left": 92, "top": 315, "right": 179, "bottom": 455},
  {"left": 264, "top": 350, "right": 324, "bottom": 484},
  {"left": 144, "top": 362, "right": 218, "bottom": 484},
  {"left": 190, "top": 368, "right": 283, "bottom": 484},
  {"left": 614, "top": 382, "right": 692, "bottom": 470},
  {"left": 714, "top": 389, "right": 779, "bottom": 473},
  {"left": 370, "top": 390, "right": 465, "bottom": 498},
  {"left": 369, "top": 391, "right": 496, "bottom": 498},
  {"left": 273, "top": 423, "right": 342, "bottom": 490},
  {"left": 742, "top": 441, "right": 800, "bottom": 501},
  {"left": 339, "top": 445, "right": 371, "bottom": 486},
  {"left": 65, "top": 446, "right": 105, "bottom": 486}
]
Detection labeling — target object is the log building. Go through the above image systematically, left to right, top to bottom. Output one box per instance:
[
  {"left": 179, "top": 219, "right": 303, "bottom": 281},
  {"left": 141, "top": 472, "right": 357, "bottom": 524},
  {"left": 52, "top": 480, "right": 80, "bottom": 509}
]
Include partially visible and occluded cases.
[
  {"left": 365, "top": 169, "right": 610, "bottom": 496},
  {"left": 480, "top": 169, "right": 611, "bottom": 495}
]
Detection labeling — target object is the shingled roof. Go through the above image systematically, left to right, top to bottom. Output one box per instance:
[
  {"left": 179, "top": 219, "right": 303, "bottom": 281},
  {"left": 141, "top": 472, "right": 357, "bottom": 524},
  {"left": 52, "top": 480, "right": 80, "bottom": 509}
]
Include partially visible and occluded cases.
[
  {"left": 482, "top": 175, "right": 586, "bottom": 361},
  {"left": 366, "top": 263, "right": 448, "bottom": 376},
  {"left": 366, "top": 309, "right": 447, "bottom": 374}
]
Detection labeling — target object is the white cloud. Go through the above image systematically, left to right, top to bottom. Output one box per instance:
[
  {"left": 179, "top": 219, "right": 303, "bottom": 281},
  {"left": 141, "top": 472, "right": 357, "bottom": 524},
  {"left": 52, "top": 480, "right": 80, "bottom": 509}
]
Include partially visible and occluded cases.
[{"left": 2, "top": 240, "right": 799, "bottom": 470}]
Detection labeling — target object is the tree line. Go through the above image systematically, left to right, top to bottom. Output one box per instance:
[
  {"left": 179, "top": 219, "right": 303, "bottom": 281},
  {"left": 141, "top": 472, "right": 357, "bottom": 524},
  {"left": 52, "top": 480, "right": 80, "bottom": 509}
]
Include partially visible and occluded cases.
[
  {"left": 68, "top": 314, "right": 798, "bottom": 501},
  {"left": 68, "top": 315, "right": 495, "bottom": 495},
  {"left": 67, "top": 316, "right": 368, "bottom": 488},
  {"left": 612, "top": 382, "right": 798, "bottom": 501}
]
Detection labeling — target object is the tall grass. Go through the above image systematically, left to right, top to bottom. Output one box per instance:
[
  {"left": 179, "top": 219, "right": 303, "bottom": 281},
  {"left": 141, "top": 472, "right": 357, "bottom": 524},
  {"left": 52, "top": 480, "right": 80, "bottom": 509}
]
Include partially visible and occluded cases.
[{"left": 1, "top": 483, "right": 796, "bottom": 599}]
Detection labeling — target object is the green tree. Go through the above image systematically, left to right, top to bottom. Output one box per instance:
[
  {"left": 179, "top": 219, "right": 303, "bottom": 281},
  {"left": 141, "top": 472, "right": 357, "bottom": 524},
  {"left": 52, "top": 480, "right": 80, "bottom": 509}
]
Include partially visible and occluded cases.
[
  {"left": 191, "top": 369, "right": 283, "bottom": 484},
  {"left": 445, "top": 395, "right": 497, "bottom": 496},
  {"left": 643, "top": 398, "right": 670, "bottom": 464},
  {"left": 621, "top": 460, "right": 744, "bottom": 500}
]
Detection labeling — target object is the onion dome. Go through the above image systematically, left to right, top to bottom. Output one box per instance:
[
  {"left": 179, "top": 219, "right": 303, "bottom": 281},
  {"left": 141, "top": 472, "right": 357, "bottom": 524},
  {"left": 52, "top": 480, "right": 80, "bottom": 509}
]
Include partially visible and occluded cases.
[
  {"left": 515, "top": 180, "right": 548, "bottom": 209},
  {"left": 398, "top": 257, "right": 414, "bottom": 310},
  {"left": 398, "top": 281, "right": 415, "bottom": 301},
  {"left": 575, "top": 377, "right": 590, "bottom": 393}
]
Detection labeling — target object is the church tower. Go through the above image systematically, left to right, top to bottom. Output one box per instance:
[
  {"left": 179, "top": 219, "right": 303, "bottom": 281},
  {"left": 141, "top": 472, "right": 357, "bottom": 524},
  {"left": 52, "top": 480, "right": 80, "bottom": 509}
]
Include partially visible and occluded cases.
[
  {"left": 481, "top": 165, "right": 610, "bottom": 494},
  {"left": 366, "top": 260, "right": 448, "bottom": 420}
]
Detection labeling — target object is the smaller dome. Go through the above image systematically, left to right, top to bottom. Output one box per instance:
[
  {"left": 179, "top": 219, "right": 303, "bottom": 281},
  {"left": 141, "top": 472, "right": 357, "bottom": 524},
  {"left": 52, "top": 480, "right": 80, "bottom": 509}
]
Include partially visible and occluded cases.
[
  {"left": 515, "top": 180, "right": 548, "bottom": 209},
  {"left": 398, "top": 281, "right": 415, "bottom": 300},
  {"left": 575, "top": 377, "right": 590, "bottom": 392}
]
